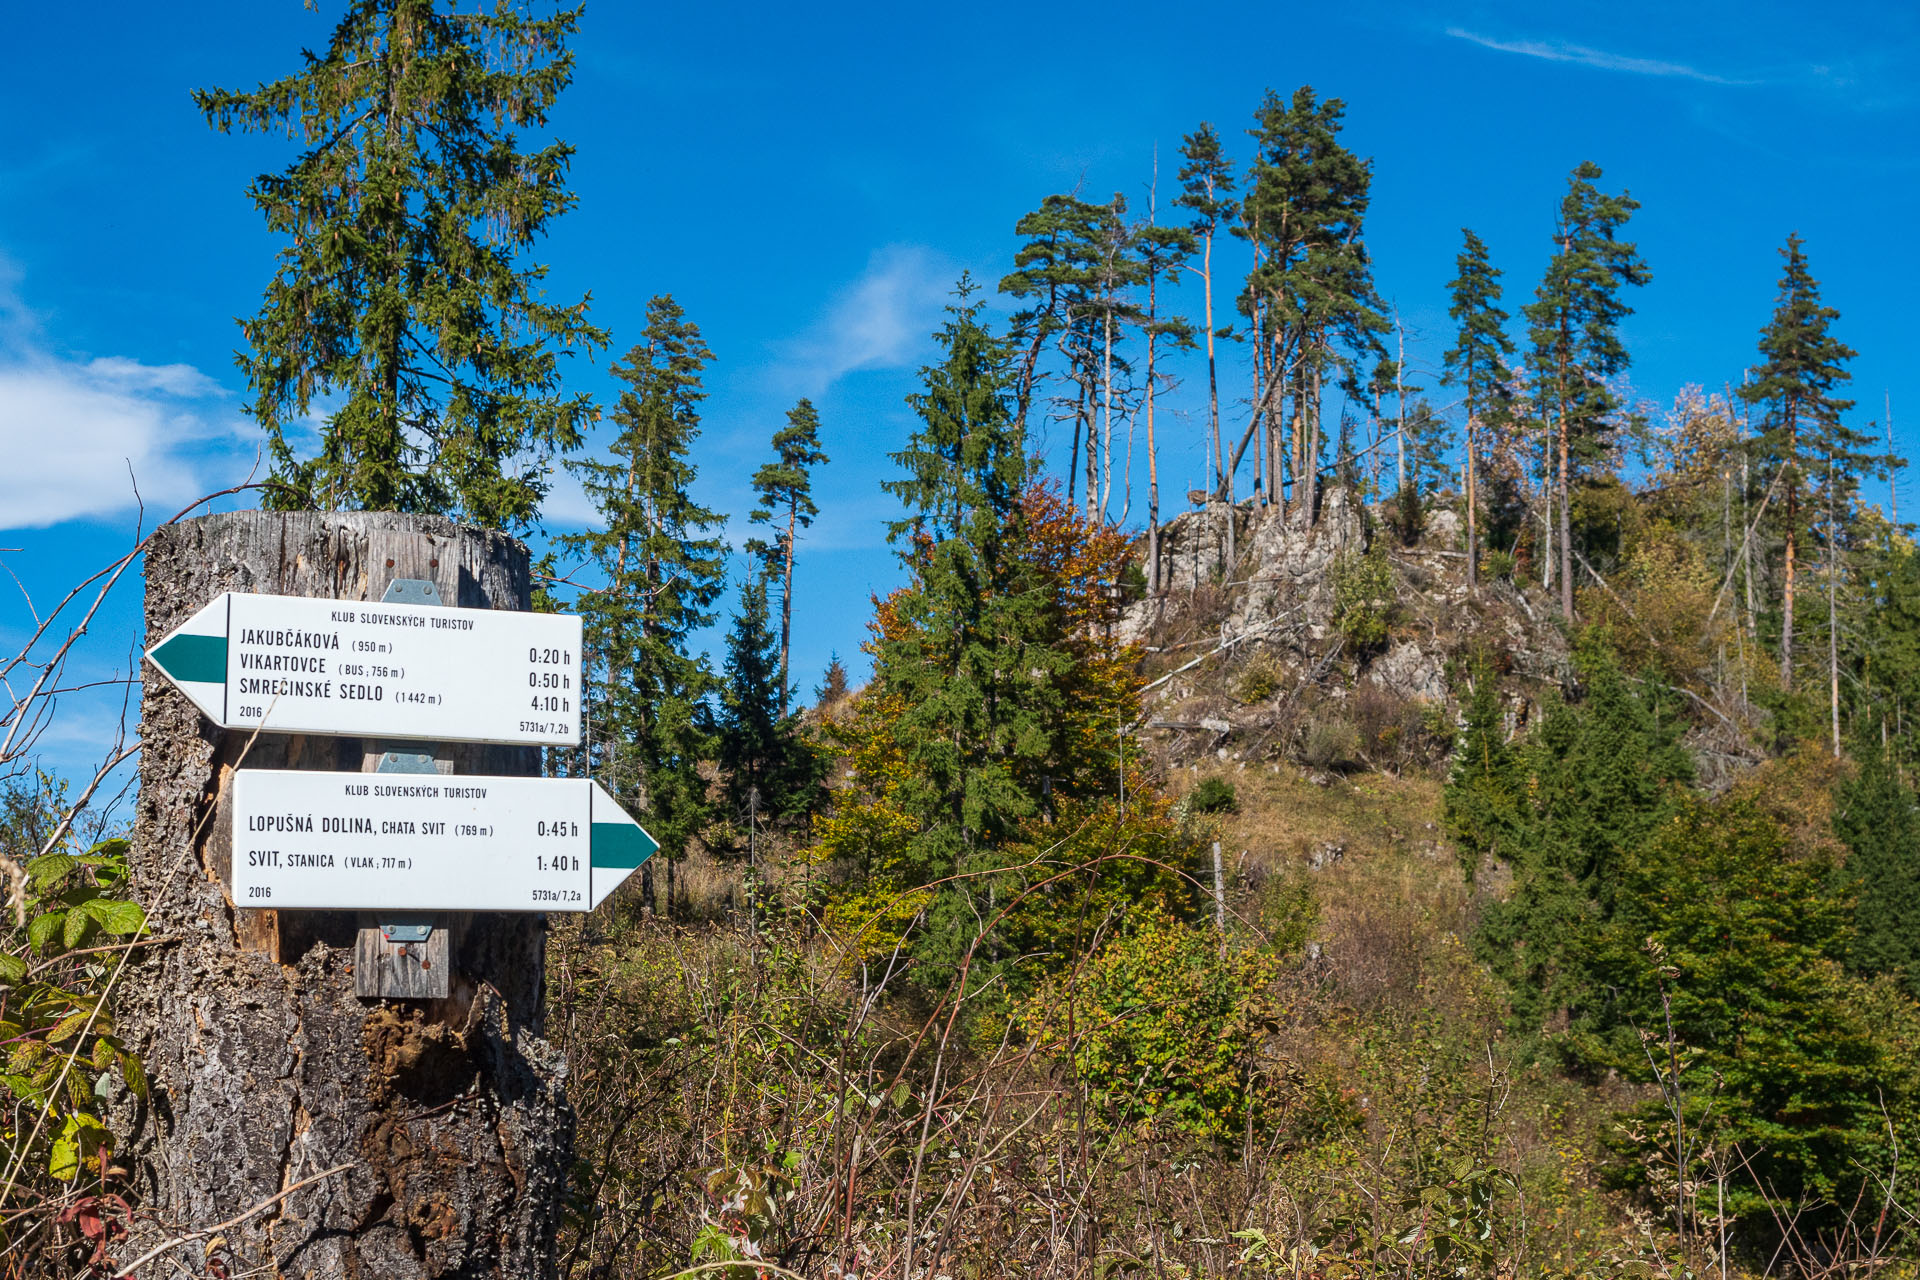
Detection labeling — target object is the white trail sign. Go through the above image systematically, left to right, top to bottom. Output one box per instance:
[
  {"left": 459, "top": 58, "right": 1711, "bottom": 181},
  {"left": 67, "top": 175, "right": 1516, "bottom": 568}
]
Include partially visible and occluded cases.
[
  {"left": 145, "top": 591, "right": 583, "bottom": 745},
  {"left": 231, "top": 769, "right": 654, "bottom": 912}
]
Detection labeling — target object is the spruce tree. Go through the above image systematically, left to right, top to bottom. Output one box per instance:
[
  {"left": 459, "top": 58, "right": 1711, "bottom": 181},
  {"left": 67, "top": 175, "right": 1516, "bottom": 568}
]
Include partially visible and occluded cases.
[
  {"left": 196, "top": 0, "right": 604, "bottom": 528},
  {"left": 1523, "top": 162, "right": 1650, "bottom": 618},
  {"left": 1442, "top": 229, "right": 1517, "bottom": 588},
  {"left": 1739, "top": 235, "right": 1861, "bottom": 693},
  {"left": 875, "top": 281, "right": 1074, "bottom": 969},
  {"left": 561, "top": 296, "right": 726, "bottom": 894},
  {"left": 1399, "top": 396, "right": 1454, "bottom": 538},
  {"left": 748, "top": 398, "right": 829, "bottom": 710},
  {"left": 1841, "top": 520, "right": 1920, "bottom": 771},
  {"left": 718, "top": 574, "right": 820, "bottom": 828},
  {"left": 1471, "top": 640, "right": 1693, "bottom": 1046},
  {"left": 1444, "top": 660, "right": 1518, "bottom": 881},
  {"left": 1835, "top": 739, "right": 1920, "bottom": 995},
  {"left": 1598, "top": 798, "right": 1886, "bottom": 1221}
]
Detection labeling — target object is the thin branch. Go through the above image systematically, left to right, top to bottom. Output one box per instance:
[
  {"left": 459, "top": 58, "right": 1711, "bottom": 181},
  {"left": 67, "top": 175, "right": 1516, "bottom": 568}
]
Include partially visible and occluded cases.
[{"left": 111, "top": 1162, "right": 354, "bottom": 1278}]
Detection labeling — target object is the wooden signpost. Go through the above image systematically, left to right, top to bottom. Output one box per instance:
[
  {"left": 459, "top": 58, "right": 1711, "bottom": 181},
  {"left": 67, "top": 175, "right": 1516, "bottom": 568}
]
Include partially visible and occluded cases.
[{"left": 127, "top": 511, "right": 595, "bottom": 1277}]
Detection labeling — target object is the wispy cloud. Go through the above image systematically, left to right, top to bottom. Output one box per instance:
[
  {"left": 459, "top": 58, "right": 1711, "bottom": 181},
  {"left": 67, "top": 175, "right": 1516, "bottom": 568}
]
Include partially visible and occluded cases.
[
  {"left": 1445, "top": 27, "right": 1753, "bottom": 86},
  {"left": 772, "top": 244, "right": 960, "bottom": 395},
  {"left": 0, "top": 260, "right": 253, "bottom": 530}
]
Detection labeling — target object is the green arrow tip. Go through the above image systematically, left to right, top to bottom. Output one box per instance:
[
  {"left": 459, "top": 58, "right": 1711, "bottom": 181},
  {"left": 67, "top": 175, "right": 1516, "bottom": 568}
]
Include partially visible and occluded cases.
[{"left": 151, "top": 633, "right": 227, "bottom": 684}]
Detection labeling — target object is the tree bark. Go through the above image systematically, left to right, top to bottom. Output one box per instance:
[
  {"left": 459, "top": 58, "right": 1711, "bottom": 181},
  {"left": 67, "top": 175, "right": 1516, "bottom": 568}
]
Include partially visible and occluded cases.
[
  {"left": 1202, "top": 228, "right": 1223, "bottom": 578},
  {"left": 1781, "top": 401, "right": 1804, "bottom": 692},
  {"left": 1559, "top": 411, "right": 1575, "bottom": 619},
  {"left": 1466, "top": 412, "right": 1479, "bottom": 590},
  {"left": 1829, "top": 466, "right": 1842, "bottom": 758},
  {"left": 780, "top": 503, "right": 797, "bottom": 713},
  {"left": 122, "top": 510, "right": 570, "bottom": 1279}
]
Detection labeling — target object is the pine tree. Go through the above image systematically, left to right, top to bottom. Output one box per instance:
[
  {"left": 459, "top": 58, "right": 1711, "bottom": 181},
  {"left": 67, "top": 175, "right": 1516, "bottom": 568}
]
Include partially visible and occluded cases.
[
  {"left": 196, "top": 0, "right": 604, "bottom": 528},
  {"left": 1238, "top": 86, "right": 1387, "bottom": 525},
  {"left": 1175, "top": 124, "right": 1239, "bottom": 510},
  {"left": 1523, "top": 162, "right": 1650, "bottom": 618},
  {"left": 1000, "top": 194, "right": 1108, "bottom": 510},
  {"left": 1086, "top": 195, "right": 1147, "bottom": 522},
  {"left": 1133, "top": 207, "right": 1196, "bottom": 593},
  {"left": 1442, "top": 229, "right": 1517, "bottom": 588},
  {"left": 1740, "top": 235, "right": 1861, "bottom": 693},
  {"left": 560, "top": 296, "right": 726, "bottom": 900},
  {"left": 748, "top": 398, "right": 829, "bottom": 710},
  {"left": 718, "top": 573, "right": 820, "bottom": 828},
  {"left": 1835, "top": 739, "right": 1920, "bottom": 995}
]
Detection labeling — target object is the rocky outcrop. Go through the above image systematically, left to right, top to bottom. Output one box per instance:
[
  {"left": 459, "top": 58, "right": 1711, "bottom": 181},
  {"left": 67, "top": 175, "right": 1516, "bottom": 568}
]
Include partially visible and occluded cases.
[{"left": 1126, "top": 486, "right": 1572, "bottom": 765}]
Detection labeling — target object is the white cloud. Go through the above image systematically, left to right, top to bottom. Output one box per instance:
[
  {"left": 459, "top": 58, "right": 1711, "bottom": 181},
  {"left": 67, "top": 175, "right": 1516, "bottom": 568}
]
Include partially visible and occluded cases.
[
  {"left": 1445, "top": 28, "right": 1753, "bottom": 85},
  {"left": 774, "top": 244, "right": 959, "bottom": 394},
  {"left": 0, "top": 268, "right": 250, "bottom": 531},
  {"left": 82, "top": 355, "right": 224, "bottom": 399},
  {"left": 537, "top": 462, "right": 600, "bottom": 531}
]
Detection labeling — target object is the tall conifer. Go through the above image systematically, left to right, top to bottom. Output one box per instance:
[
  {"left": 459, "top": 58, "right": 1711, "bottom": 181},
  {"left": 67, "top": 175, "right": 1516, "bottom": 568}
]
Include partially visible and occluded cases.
[
  {"left": 197, "top": 0, "right": 604, "bottom": 528},
  {"left": 1238, "top": 86, "right": 1387, "bottom": 525},
  {"left": 1175, "top": 125, "right": 1239, "bottom": 508},
  {"left": 1523, "top": 162, "right": 1649, "bottom": 618},
  {"left": 1001, "top": 195, "right": 1108, "bottom": 509},
  {"left": 1134, "top": 211, "right": 1197, "bottom": 592},
  {"left": 1443, "top": 229, "right": 1517, "bottom": 588},
  {"left": 1740, "top": 235, "right": 1862, "bottom": 692},
  {"left": 875, "top": 282, "right": 1073, "bottom": 967},
  {"left": 561, "top": 296, "right": 725, "bottom": 896},
  {"left": 748, "top": 399, "right": 829, "bottom": 710},
  {"left": 718, "top": 574, "right": 819, "bottom": 827},
  {"left": 1835, "top": 739, "right": 1920, "bottom": 996}
]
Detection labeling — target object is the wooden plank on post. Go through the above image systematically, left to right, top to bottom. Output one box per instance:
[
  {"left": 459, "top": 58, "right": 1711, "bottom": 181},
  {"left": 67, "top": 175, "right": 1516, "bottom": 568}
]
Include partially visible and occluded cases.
[
  {"left": 355, "top": 732, "right": 452, "bottom": 999},
  {"left": 352, "top": 915, "right": 450, "bottom": 999}
]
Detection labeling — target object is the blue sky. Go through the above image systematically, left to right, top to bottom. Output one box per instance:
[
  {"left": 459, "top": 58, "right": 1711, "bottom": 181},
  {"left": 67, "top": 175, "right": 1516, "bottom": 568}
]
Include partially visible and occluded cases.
[{"left": 2, "top": 0, "right": 1916, "bottom": 784}]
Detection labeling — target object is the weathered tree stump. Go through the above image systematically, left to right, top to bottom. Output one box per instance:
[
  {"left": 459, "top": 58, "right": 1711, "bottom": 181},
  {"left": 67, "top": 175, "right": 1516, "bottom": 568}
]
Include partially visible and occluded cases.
[{"left": 119, "top": 511, "right": 570, "bottom": 1278}]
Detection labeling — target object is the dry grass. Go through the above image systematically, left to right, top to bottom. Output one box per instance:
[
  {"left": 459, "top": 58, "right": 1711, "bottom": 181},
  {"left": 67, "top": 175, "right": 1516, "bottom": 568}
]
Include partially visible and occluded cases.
[{"left": 1174, "top": 763, "right": 1474, "bottom": 1013}]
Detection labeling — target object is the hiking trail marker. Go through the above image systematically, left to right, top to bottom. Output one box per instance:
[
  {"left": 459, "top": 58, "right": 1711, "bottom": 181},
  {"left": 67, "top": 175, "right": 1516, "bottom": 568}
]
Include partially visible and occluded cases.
[
  {"left": 144, "top": 590, "right": 584, "bottom": 746},
  {"left": 232, "top": 769, "right": 656, "bottom": 912}
]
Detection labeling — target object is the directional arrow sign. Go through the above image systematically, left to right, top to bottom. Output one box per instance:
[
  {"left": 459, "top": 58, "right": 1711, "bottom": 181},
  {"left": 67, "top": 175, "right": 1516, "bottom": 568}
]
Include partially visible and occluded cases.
[
  {"left": 146, "top": 592, "right": 583, "bottom": 746},
  {"left": 231, "top": 769, "right": 655, "bottom": 911}
]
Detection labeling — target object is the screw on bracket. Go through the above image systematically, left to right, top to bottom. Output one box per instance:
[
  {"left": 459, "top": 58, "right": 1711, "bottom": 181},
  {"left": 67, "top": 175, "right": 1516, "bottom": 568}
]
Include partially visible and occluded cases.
[
  {"left": 381, "top": 578, "right": 444, "bottom": 607},
  {"left": 380, "top": 920, "right": 433, "bottom": 945}
]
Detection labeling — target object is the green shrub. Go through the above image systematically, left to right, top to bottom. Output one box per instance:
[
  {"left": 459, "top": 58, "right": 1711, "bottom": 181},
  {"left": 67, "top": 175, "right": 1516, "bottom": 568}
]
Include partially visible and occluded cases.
[
  {"left": 1332, "top": 540, "right": 1394, "bottom": 652},
  {"left": 1234, "top": 652, "right": 1284, "bottom": 703},
  {"left": 1189, "top": 777, "right": 1238, "bottom": 814},
  {"left": 1, "top": 834, "right": 149, "bottom": 1188},
  {"left": 1020, "top": 913, "right": 1285, "bottom": 1140}
]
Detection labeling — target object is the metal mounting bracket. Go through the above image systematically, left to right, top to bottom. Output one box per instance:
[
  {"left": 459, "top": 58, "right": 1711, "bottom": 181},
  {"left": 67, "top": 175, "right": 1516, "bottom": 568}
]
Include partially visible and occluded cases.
[{"left": 381, "top": 577, "right": 444, "bottom": 607}]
